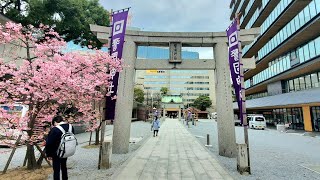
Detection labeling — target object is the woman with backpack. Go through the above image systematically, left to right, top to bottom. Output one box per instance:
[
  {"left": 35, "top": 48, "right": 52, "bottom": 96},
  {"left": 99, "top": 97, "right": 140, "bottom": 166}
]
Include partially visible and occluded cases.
[{"left": 45, "top": 116, "right": 76, "bottom": 180}]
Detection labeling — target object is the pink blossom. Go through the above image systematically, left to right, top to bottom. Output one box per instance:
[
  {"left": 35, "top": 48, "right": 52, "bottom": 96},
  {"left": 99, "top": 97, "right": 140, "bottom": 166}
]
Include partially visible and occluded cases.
[{"left": 0, "top": 22, "right": 123, "bottom": 144}]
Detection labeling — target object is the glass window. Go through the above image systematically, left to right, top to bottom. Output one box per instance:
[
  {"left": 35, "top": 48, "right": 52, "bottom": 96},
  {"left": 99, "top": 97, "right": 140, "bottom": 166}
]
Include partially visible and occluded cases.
[
  {"left": 315, "top": 0, "right": 320, "bottom": 14},
  {"left": 309, "top": 1, "right": 317, "bottom": 17},
  {"left": 303, "top": 6, "right": 311, "bottom": 22},
  {"left": 299, "top": 11, "right": 305, "bottom": 26},
  {"left": 294, "top": 17, "right": 300, "bottom": 30},
  {"left": 290, "top": 19, "right": 295, "bottom": 33},
  {"left": 286, "top": 25, "right": 291, "bottom": 38},
  {"left": 283, "top": 27, "right": 288, "bottom": 40},
  {"left": 280, "top": 30, "right": 284, "bottom": 43},
  {"left": 275, "top": 34, "right": 279, "bottom": 45},
  {"left": 315, "top": 37, "right": 320, "bottom": 56},
  {"left": 309, "top": 41, "right": 316, "bottom": 59},
  {"left": 303, "top": 44, "right": 310, "bottom": 61},
  {"left": 298, "top": 47, "right": 305, "bottom": 63},
  {"left": 294, "top": 49, "right": 300, "bottom": 63},
  {"left": 283, "top": 56, "right": 287, "bottom": 70},
  {"left": 280, "top": 60, "right": 284, "bottom": 72},
  {"left": 311, "top": 73, "right": 319, "bottom": 88},
  {"left": 305, "top": 74, "right": 312, "bottom": 89},
  {"left": 299, "top": 76, "right": 306, "bottom": 90},
  {"left": 294, "top": 78, "right": 300, "bottom": 91},
  {"left": 289, "top": 79, "right": 294, "bottom": 92},
  {"left": 287, "top": 108, "right": 292, "bottom": 124},
  {"left": 279, "top": 109, "right": 284, "bottom": 123}
]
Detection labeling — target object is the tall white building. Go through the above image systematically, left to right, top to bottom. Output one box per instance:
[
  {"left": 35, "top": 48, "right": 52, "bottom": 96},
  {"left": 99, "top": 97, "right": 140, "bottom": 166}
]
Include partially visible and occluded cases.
[{"left": 135, "top": 69, "right": 215, "bottom": 109}]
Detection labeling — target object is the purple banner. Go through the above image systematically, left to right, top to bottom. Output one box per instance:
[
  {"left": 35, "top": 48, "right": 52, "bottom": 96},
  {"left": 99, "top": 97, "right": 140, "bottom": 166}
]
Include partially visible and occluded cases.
[
  {"left": 106, "top": 9, "right": 129, "bottom": 120},
  {"left": 226, "top": 19, "right": 243, "bottom": 124}
]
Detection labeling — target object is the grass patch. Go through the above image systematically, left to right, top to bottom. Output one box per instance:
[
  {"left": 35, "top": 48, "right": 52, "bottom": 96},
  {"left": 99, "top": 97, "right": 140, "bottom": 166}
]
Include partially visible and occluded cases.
[{"left": 0, "top": 166, "right": 52, "bottom": 180}]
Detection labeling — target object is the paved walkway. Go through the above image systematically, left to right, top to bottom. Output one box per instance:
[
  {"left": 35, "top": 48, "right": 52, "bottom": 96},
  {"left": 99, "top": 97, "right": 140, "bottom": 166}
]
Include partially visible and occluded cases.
[{"left": 114, "top": 119, "right": 233, "bottom": 180}]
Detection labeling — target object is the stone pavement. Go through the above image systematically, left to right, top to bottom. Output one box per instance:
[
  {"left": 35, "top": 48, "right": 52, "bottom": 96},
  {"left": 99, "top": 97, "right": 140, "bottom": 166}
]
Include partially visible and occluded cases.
[{"left": 113, "top": 118, "right": 233, "bottom": 180}]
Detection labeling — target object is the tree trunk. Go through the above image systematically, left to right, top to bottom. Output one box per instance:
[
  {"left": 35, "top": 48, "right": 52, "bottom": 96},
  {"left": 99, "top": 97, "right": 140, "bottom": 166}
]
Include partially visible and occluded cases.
[
  {"left": 26, "top": 110, "right": 39, "bottom": 170},
  {"left": 95, "top": 129, "right": 100, "bottom": 145},
  {"left": 26, "top": 144, "right": 39, "bottom": 170}
]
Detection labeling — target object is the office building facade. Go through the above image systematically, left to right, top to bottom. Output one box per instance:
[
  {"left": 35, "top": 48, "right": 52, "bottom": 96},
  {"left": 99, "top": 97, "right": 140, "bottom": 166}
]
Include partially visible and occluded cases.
[
  {"left": 230, "top": 0, "right": 320, "bottom": 131},
  {"left": 135, "top": 46, "right": 215, "bottom": 109}
]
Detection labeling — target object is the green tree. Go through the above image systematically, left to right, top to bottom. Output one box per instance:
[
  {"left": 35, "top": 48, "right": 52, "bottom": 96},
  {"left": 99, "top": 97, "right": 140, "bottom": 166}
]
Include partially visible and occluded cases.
[
  {"left": 1, "top": 0, "right": 109, "bottom": 48},
  {"left": 134, "top": 87, "right": 144, "bottom": 104},
  {"left": 160, "top": 87, "right": 169, "bottom": 95},
  {"left": 193, "top": 95, "right": 212, "bottom": 111}
]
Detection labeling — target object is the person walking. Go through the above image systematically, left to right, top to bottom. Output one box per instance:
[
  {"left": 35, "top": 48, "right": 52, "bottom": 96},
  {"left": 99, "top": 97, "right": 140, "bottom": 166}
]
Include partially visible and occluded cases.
[
  {"left": 187, "top": 109, "right": 192, "bottom": 126},
  {"left": 45, "top": 116, "right": 75, "bottom": 180},
  {"left": 152, "top": 117, "right": 160, "bottom": 137}
]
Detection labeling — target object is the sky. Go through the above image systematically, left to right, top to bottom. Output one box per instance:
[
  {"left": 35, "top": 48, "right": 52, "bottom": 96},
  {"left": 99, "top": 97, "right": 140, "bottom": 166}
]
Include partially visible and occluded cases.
[
  {"left": 98, "top": 0, "right": 231, "bottom": 59},
  {"left": 99, "top": 0, "right": 231, "bottom": 32}
]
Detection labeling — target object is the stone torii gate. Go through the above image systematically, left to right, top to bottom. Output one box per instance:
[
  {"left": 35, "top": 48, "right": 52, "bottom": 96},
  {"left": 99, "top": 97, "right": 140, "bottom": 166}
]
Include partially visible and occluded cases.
[{"left": 90, "top": 25, "right": 259, "bottom": 158}]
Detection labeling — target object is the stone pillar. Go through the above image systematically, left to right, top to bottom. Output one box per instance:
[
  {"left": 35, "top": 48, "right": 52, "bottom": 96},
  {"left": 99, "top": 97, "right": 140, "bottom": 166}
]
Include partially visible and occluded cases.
[
  {"left": 112, "top": 40, "right": 136, "bottom": 154},
  {"left": 214, "top": 43, "right": 237, "bottom": 158},
  {"left": 100, "top": 141, "right": 112, "bottom": 169}
]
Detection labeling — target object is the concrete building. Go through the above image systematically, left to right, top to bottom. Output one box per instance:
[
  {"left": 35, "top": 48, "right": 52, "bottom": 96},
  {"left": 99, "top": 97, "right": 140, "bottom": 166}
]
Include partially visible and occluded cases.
[
  {"left": 230, "top": 0, "right": 320, "bottom": 132},
  {"left": 135, "top": 46, "right": 215, "bottom": 110}
]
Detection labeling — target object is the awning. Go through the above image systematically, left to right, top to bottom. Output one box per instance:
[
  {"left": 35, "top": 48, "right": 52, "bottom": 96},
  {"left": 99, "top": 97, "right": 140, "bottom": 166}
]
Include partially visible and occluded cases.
[{"left": 234, "top": 88, "right": 320, "bottom": 110}]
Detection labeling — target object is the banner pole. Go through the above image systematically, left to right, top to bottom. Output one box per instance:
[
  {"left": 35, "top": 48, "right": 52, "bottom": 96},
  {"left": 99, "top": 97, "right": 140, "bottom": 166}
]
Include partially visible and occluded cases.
[
  {"left": 99, "top": 9, "right": 113, "bottom": 170},
  {"left": 236, "top": 13, "right": 251, "bottom": 174}
]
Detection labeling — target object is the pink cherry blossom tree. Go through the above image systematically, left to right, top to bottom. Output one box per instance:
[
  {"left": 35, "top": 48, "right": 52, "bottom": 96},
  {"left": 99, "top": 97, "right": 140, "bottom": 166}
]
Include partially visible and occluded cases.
[{"left": 0, "top": 22, "right": 121, "bottom": 169}]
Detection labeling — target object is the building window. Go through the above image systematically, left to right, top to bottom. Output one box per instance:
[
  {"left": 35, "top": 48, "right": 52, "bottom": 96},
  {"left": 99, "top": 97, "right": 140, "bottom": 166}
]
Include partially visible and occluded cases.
[
  {"left": 315, "top": 37, "right": 320, "bottom": 56},
  {"left": 303, "top": 45, "right": 310, "bottom": 61},
  {"left": 298, "top": 47, "right": 305, "bottom": 63},
  {"left": 290, "top": 50, "right": 299, "bottom": 67},
  {"left": 285, "top": 71, "right": 320, "bottom": 93},
  {"left": 311, "top": 73, "right": 319, "bottom": 88},
  {"left": 305, "top": 74, "right": 312, "bottom": 89},
  {"left": 299, "top": 77, "right": 306, "bottom": 90},
  {"left": 294, "top": 78, "right": 300, "bottom": 91},
  {"left": 289, "top": 80, "right": 294, "bottom": 92},
  {"left": 311, "top": 106, "right": 320, "bottom": 132},
  {"left": 272, "top": 108, "right": 304, "bottom": 130}
]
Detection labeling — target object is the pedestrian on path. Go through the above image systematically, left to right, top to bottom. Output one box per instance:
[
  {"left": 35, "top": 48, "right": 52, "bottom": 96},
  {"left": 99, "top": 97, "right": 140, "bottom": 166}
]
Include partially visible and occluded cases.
[
  {"left": 45, "top": 116, "right": 75, "bottom": 180},
  {"left": 151, "top": 117, "right": 160, "bottom": 137}
]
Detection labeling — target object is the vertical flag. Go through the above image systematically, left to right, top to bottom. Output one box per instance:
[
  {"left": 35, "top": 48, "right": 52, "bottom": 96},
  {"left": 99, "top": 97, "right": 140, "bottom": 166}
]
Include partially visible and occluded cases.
[
  {"left": 106, "top": 9, "right": 129, "bottom": 120},
  {"left": 226, "top": 19, "right": 243, "bottom": 124}
]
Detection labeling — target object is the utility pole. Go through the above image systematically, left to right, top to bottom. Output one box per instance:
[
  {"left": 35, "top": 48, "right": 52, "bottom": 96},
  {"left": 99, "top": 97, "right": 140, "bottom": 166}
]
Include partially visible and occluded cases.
[{"left": 146, "top": 90, "right": 149, "bottom": 121}]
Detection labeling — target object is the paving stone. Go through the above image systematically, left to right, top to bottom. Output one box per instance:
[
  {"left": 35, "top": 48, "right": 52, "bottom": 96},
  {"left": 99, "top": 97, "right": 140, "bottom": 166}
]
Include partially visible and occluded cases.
[{"left": 114, "top": 119, "right": 232, "bottom": 180}]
